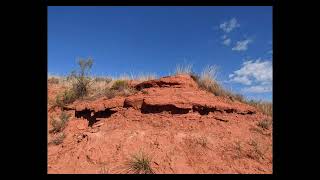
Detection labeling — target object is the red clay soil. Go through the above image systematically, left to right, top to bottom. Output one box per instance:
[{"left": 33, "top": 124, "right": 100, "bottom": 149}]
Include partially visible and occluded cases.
[{"left": 47, "top": 74, "right": 272, "bottom": 174}]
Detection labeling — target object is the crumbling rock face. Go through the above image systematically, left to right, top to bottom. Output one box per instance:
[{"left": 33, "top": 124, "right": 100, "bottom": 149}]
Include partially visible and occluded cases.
[
  {"left": 48, "top": 74, "right": 271, "bottom": 174},
  {"left": 65, "top": 74, "right": 258, "bottom": 126},
  {"left": 135, "top": 74, "right": 198, "bottom": 90},
  {"left": 66, "top": 97, "right": 125, "bottom": 112},
  {"left": 123, "top": 97, "right": 144, "bottom": 110},
  {"left": 141, "top": 101, "right": 191, "bottom": 114},
  {"left": 192, "top": 105, "right": 222, "bottom": 115},
  {"left": 75, "top": 108, "right": 117, "bottom": 126}
]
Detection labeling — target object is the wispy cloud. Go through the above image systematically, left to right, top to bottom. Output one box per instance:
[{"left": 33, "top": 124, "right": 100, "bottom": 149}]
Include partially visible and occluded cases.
[
  {"left": 219, "top": 18, "right": 240, "bottom": 33},
  {"left": 221, "top": 35, "right": 227, "bottom": 39},
  {"left": 222, "top": 38, "right": 231, "bottom": 46},
  {"left": 232, "top": 39, "right": 252, "bottom": 51},
  {"left": 229, "top": 59, "right": 272, "bottom": 93},
  {"left": 229, "top": 74, "right": 252, "bottom": 85},
  {"left": 241, "top": 85, "right": 272, "bottom": 93}
]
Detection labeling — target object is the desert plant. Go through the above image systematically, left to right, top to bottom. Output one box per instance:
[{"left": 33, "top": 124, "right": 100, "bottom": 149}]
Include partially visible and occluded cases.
[
  {"left": 53, "top": 58, "right": 94, "bottom": 107},
  {"left": 68, "top": 58, "right": 94, "bottom": 98},
  {"left": 175, "top": 63, "right": 193, "bottom": 75},
  {"left": 196, "top": 65, "right": 227, "bottom": 96},
  {"left": 190, "top": 72, "right": 200, "bottom": 82},
  {"left": 135, "top": 73, "right": 157, "bottom": 82},
  {"left": 48, "top": 77, "right": 60, "bottom": 84},
  {"left": 94, "top": 77, "right": 112, "bottom": 84},
  {"left": 111, "top": 80, "right": 128, "bottom": 91},
  {"left": 104, "top": 88, "right": 116, "bottom": 99},
  {"left": 55, "top": 89, "right": 77, "bottom": 107},
  {"left": 141, "top": 89, "right": 148, "bottom": 94},
  {"left": 232, "top": 93, "right": 245, "bottom": 102},
  {"left": 246, "top": 100, "right": 272, "bottom": 116},
  {"left": 50, "top": 111, "right": 71, "bottom": 133},
  {"left": 257, "top": 119, "right": 271, "bottom": 130},
  {"left": 51, "top": 133, "right": 66, "bottom": 145},
  {"left": 196, "top": 136, "right": 208, "bottom": 148},
  {"left": 248, "top": 139, "right": 265, "bottom": 160},
  {"left": 234, "top": 140, "right": 242, "bottom": 158},
  {"left": 125, "top": 151, "right": 154, "bottom": 174}
]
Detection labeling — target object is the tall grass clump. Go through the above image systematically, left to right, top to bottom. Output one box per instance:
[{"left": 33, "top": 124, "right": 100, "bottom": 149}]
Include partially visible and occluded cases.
[
  {"left": 175, "top": 63, "right": 193, "bottom": 75},
  {"left": 196, "top": 65, "right": 227, "bottom": 96},
  {"left": 246, "top": 100, "right": 272, "bottom": 116},
  {"left": 50, "top": 111, "right": 71, "bottom": 133},
  {"left": 125, "top": 151, "right": 154, "bottom": 174}
]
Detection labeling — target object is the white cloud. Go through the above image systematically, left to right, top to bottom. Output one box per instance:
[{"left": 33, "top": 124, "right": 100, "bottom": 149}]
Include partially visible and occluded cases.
[
  {"left": 219, "top": 18, "right": 240, "bottom": 33},
  {"left": 222, "top": 38, "right": 231, "bottom": 46},
  {"left": 232, "top": 39, "right": 252, "bottom": 51},
  {"left": 268, "top": 50, "right": 273, "bottom": 54},
  {"left": 229, "top": 59, "right": 272, "bottom": 93},
  {"left": 230, "top": 59, "right": 272, "bottom": 83},
  {"left": 230, "top": 75, "right": 252, "bottom": 85},
  {"left": 241, "top": 85, "right": 272, "bottom": 93}
]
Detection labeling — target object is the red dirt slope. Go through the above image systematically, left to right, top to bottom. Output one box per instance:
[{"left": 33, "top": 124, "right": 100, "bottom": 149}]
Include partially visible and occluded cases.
[{"left": 48, "top": 74, "right": 272, "bottom": 174}]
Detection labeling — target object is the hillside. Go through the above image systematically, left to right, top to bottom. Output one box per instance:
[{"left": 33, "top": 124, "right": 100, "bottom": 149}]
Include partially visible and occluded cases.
[{"left": 47, "top": 74, "right": 272, "bottom": 174}]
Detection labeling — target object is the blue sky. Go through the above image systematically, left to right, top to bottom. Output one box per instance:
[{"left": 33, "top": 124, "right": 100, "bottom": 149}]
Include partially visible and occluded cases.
[{"left": 48, "top": 6, "right": 272, "bottom": 101}]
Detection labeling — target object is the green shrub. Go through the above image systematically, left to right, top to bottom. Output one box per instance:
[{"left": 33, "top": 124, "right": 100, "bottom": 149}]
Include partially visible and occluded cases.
[
  {"left": 68, "top": 58, "right": 94, "bottom": 98},
  {"left": 111, "top": 80, "right": 128, "bottom": 91},
  {"left": 55, "top": 89, "right": 77, "bottom": 107},
  {"left": 50, "top": 111, "right": 71, "bottom": 133}
]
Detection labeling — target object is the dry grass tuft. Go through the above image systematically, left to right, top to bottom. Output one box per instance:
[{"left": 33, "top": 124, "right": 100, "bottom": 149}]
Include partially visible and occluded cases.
[
  {"left": 175, "top": 63, "right": 193, "bottom": 75},
  {"left": 48, "top": 77, "right": 60, "bottom": 84},
  {"left": 247, "top": 100, "right": 272, "bottom": 116},
  {"left": 50, "top": 111, "right": 71, "bottom": 133},
  {"left": 257, "top": 119, "right": 272, "bottom": 130},
  {"left": 51, "top": 133, "right": 66, "bottom": 145},
  {"left": 125, "top": 151, "right": 154, "bottom": 174}
]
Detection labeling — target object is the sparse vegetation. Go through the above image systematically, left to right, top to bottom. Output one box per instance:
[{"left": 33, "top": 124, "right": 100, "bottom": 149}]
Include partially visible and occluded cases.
[
  {"left": 53, "top": 58, "right": 94, "bottom": 107},
  {"left": 69, "top": 58, "right": 94, "bottom": 98},
  {"left": 175, "top": 63, "right": 193, "bottom": 75},
  {"left": 175, "top": 64, "right": 272, "bottom": 116},
  {"left": 197, "top": 65, "right": 226, "bottom": 96},
  {"left": 135, "top": 73, "right": 157, "bottom": 81},
  {"left": 48, "top": 77, "right": 60, "bottom": 84},
  {"left": 94, "top": 77, "right": 112, "bottom": 84},
  {"left": 109, "top": 79, "right": 137, "bottom": 97},
  {"left": 111, "top": 80, "right": 128, "bottom": 91},
  {"left": 104, "top": 88, "right": 116, "bottom": 99},
  {"left": 55, "top": 89, "right": 77, "bottom": 107},
  {"left": 141, "top": 89, "right": 148, "bottom": 94},
  {"left": 247, "top": 100, "right": 272, "bottom": 116},
  {"left": 50, "top": 111, "right": 71, "bottom": 133},
  {"left": 257, "top": 119, "right": 271, "bottom": 130},
  {"left": 51, "top": 133, "right": 66, "bottom": 145},
  {"left": 185, "top": 136, "right": 210, "bottom": 150},
  {"left": 196, "top": 136, "right": 209, "bottom": 148},
  {"left": 248, "top": 139, "right": 266, "bottom": 160},
  {"left": 234, "top": 140, "right": 243, "bottom": 159},
  {"left": 125, "top": 151, "right": 154, "bottom": 174}
]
